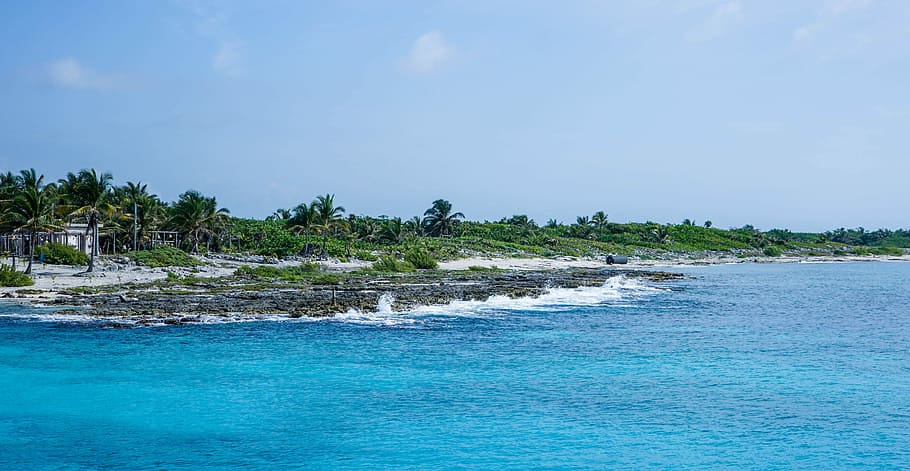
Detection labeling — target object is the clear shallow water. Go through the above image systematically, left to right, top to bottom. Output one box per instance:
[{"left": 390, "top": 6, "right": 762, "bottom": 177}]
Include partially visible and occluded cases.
[{"left": 1, "top": 262, "right": 909, "bottom": 469}]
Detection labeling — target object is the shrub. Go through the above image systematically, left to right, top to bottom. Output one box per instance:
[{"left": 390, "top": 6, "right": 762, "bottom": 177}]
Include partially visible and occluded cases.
[
  {"left": 35, "top": 243, "right": 88, "bottom": 266},
  {"left": 763, "top": 246, "right": 783, "bottom": 257},
  {"left": 869, "top": 246, "right": 905, "bottom": 256},
  {"left": 127, "top": 247, "right": 200, "bottom": 268},
  {"left": 404, "top": 247, "right": 438, "bottom": 269},
  {"left": 353, "top": 250, "right": 378, "bottom": 262},
  {"left": 371, "top": 256, "right": 415, "bottom": 273},
  {"left": 234, "top": 263, "right": 321, "bottom": 281},
  {"left": 0, "top": 264, "right": 34, "bottom": 287},
  {"left": 467, "top": 265, "right": 501, "bottom": 272},
  {"left": 164, "top": 271, "right": 206, "bottom": 285},
  {"left": 312, "top": 274, "right": 342, "bottom": 285}
]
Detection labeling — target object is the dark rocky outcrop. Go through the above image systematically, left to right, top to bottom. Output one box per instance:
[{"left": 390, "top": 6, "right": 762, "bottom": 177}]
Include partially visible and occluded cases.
[{"left": 48, "top": 268, "right": 684, "bottom": 322}]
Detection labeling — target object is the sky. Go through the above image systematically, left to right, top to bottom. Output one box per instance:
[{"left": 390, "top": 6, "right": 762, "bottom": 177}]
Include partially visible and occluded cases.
[{"left": 1, "top": 0, "right": 908, "bottom": 232}]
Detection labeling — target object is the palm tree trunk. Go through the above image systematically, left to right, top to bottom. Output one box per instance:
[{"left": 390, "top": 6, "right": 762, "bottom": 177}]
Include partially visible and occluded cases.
[
  {"left": 87, "top": 221, "right": 96, "bottom": 273},
  {"left": 25, "top": 227, "right": 36, "bottom": 275},
  {"left": 322, "top": 230, "right": 328, "bottom": 258}
]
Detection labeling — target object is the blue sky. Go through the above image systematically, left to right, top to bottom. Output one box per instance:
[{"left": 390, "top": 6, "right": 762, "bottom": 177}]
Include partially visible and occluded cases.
[{"left": 1, "top": 0, "right": 908, "bottom": 231}]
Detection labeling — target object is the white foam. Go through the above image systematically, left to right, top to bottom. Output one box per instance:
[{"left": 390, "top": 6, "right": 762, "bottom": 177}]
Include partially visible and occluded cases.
[{"left": 326, "top": 275, "right": 668, "bottom": 327}]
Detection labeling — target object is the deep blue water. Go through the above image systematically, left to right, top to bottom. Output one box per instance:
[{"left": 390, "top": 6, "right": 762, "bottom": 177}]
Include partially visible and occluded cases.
[{"left": 1, "top": 262, "right": 909, "bottom": 469}]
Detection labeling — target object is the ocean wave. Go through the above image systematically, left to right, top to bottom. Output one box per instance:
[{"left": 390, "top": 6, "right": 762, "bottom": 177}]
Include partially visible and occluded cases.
[{"left": 326, "top": 275, "right": 667, "bottom": 326}]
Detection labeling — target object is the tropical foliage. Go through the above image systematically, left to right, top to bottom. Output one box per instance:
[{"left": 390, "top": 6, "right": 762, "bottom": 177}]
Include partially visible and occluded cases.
[
  {"left": 1, "top": 166, "right": 909, "bottom": 284},
  {"left": 166, "top": 190, "right": 230, "bottom": 254},
  {"left": 423, "top": 199, "right": 464, "bottom": 237},
  {"left": 36, "top": 243, "right": 89, "bottom": 266},
  {"left": 126, "top": 246, "right": 200, "bottom": 268},
  {"left": 0, "top": 263, "right": 33, "bottom": 287}
]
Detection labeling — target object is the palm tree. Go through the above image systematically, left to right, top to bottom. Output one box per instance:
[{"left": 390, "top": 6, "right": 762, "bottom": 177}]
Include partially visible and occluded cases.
[
  {"left": 3, "top": 169, "right": 59, "bottom": 275},
  {"left": 59, "top": 169, "right": 115, "bottom": 272},
  {"left": 0, "top": 172, "right": 18, "bottom": 203},
  {"left": 119, "top": 181, "right": 161, "bottom": 250},
  {"left": 167, "top": 190, "right": 230, "bottom": 254},
  {"left": 312, "top": 194, "right": 345, "bottom": 257},
  {"left": 423, "top": 199, "right": 464, "bottom": 237},
  {"left": 289, "top": 202, "right": 317, "bottom": 256},
  {"left": 267, "top": 208, "right": 292, "bottom": 222},
  {"left": 591, "top": 211, "right": 608, "bottom": 229},
  {"left": 406, "top": 216, "right": 424, "bottom": 237},
  {"left": 576, "top": 216, "right": 591, "bottom": 227},
  {"left": 379, "top": 217, "right": 405, "bottom": 245},
  {"left": 545, "top": 218, "right": 559, "bottom": 229},
  {"left": 651, "top": 225, "right": 672, "bottom": 244}
]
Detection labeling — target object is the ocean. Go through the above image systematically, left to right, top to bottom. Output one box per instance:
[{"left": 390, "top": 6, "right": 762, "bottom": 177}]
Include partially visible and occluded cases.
[{"left": 1, "top": 261, "right": 908, "bottom": 469}]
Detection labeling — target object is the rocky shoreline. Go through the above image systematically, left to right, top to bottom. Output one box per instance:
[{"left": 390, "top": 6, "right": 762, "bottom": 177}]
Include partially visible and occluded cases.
[{"left": 44, "top": 268, "right": 684, "bottom": 326}]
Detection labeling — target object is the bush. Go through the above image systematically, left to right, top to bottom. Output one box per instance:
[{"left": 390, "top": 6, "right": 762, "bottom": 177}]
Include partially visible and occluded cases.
[
  {"left": 35, "top": 243, "right": 88, "bottom": 266},
  {"left": 763, "top": 246, "right": 783, "bottom": 257},
  {"left": 869, "top": 246, "right": 905, "bottom": 256},
  {"left": 127, "top": 247, "right": 200, "bottom": 268},
  {"left": 404, "top": 247, "right": 438, "bottom": 269},
  {"left": 353, "top": 250, "right": 378, "bottom": 262},
  {"left": 371, "top": 256, "right": 415, "bottom": 273},
  {"left": 234, "top": 263, "right": 321, "bottom": 281},
  {"left": 0, "top": 264, "right": 34, "bottom": 287},
  {"left": 467, "top": 265, "right": 501, "bottom": 272},
  {"left": 164, "top": 271, "right": 205, "bottom": 285},
  {"left": 312, "top": 274, "right": 342, "bottom": 285}
]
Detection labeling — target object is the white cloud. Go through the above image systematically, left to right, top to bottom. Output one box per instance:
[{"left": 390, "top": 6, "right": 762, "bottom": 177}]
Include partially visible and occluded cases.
[
  {"left": 686, "top": 1, "right": 744, "bottom": 42},
  {"left": 404, "top": 31, "right": 454, "bottom": 74},
  {"left": 46, "top": 58, "right": 117, "bottom": 91}
]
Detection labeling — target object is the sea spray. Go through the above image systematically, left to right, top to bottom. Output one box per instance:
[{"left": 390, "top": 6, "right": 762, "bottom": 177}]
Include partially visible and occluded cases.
[
  {"left": 329, "top": 275, "right": 668, "bottom": 326},
  {"left": 376, "top": 293, "right": 395, "bottom": 314}
]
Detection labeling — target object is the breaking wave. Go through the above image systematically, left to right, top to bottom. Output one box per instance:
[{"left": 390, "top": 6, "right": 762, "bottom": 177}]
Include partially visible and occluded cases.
[{"left": 327, "top": 275, "right": 668, "bottom": 327}]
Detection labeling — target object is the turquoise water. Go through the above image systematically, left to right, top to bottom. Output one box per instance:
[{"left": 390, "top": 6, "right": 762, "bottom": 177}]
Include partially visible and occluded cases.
[{"left": 2, "top": 262, "right": 909, "bottom": 469}]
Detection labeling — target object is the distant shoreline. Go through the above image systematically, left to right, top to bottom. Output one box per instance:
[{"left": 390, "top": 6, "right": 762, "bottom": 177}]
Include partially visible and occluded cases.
[{"left": 1, "top": 252, "right": 907, "bottom": 326}]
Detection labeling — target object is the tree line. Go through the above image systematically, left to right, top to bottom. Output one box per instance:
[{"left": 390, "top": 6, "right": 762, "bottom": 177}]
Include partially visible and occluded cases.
[
  {"left": 2, "top": 167, "right": 907, "bottom": 278},
  {"left": 0, "top": 168, "right": 229, "bottom": 274},
  {"left": 0, "top": 168, "right": 471, "bottom": 276}
]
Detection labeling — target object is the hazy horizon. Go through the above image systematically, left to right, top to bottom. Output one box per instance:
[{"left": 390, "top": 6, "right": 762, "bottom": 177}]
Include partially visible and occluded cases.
[{"left": 2, "top": 1, "right": 908, "bottom": 232}]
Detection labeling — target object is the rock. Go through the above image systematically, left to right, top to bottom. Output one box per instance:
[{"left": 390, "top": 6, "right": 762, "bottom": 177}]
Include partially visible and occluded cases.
[{"left": 49, "top": 268, "right": 685, "bottom": 322}]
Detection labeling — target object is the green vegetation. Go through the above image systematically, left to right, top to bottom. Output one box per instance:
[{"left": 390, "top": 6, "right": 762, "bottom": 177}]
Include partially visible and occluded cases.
[
  {"left": 1, "top": 166, "right": 908, "bottom": 283},
  {"left": 36, "top": 242, "right": 89, "bottom": 266},
  {"left": 763, "top": 246, "right": 783, "bottom": 257},
  {"left": 870, "top": 246, "right": 905, "bottom": 256},
  {"left": 127, "top": 247, "right": 200, "bottom": 268},
  {"left": 404, "top": 247, "right": 438, "bottom": 269},
  {"left": 370, "top": 256, "right": 415, "bottom": 273},
  {"left": 234, "top": 263, "right": 322, "bottom": 281},
  {"left": 0, "top": 264, "right": 34, "bottom": 287},
  {"left": 468, "top": 265, "right": 502, "bottom": 272},
  {"left": 163, "top": 271, "right": 208, "bottom": 285},
  {"left": 311, "top": 273, "right": 342, "bottom": 285}
]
